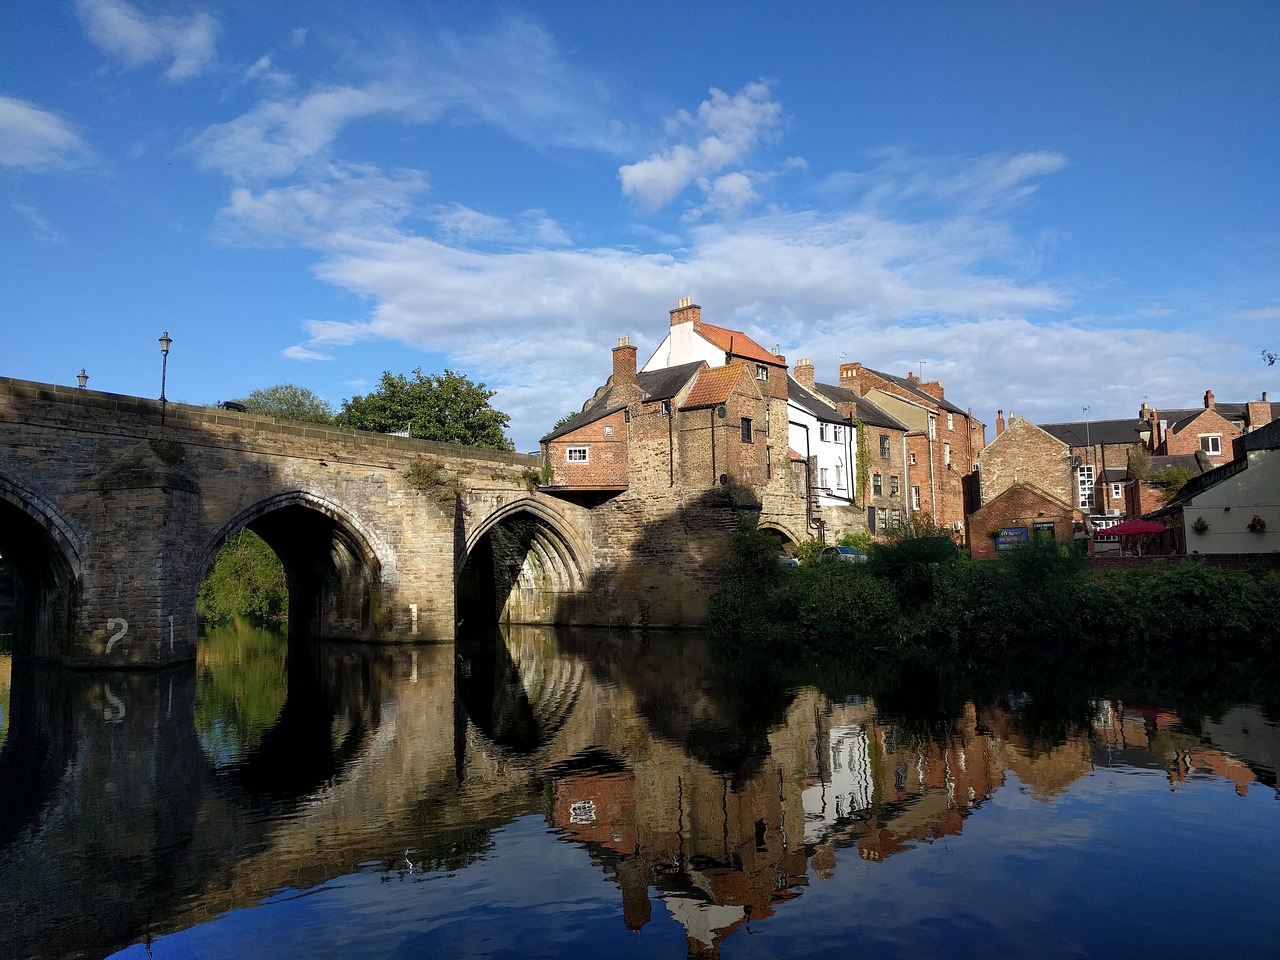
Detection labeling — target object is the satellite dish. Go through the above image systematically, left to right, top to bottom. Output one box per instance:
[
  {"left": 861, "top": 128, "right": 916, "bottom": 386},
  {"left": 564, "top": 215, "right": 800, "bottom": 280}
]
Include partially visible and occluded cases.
[{"left": 1072, "top": 456, "right": 1082, "bottom": 467}]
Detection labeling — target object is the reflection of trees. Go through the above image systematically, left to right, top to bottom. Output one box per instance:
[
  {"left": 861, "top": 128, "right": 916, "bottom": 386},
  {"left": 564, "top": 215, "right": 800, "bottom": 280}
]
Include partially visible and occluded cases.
[{"left": 194, "top": 622, "right": 288, "bottom": 765}]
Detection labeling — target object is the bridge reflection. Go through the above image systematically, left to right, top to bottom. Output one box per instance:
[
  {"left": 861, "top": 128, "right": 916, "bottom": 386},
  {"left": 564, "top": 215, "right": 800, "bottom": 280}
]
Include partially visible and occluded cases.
[{"left": 1, "top": 628, "right": 1278, "bottom": 959}]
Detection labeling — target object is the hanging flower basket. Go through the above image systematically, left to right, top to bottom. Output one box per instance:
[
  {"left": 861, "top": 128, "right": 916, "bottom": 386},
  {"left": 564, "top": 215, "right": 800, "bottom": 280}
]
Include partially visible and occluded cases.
[
  {"left": 1247, "top": 514, "right": 1266, "bottom": 533},
  {"left": 1191, "top": 515, "right": 1209, "bottom": 534}
]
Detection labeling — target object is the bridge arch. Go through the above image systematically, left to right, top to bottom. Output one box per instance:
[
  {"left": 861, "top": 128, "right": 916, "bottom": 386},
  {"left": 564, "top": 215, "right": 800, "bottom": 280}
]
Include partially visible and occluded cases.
[
  {"left": 0, "top": 478, "right": 85, "bottom": 660},
  {"left": 197, "top": 491, "right": 387, "bottom": 641},
  {"left": 459, "top": 497, "right": 589, "bottom": 626}
]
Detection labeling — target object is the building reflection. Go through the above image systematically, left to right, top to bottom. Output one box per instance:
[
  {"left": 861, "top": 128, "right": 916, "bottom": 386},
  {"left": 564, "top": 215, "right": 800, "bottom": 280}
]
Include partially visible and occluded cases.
[{"left": 0, "top": 627, "right": 1277, "bottom": 959}]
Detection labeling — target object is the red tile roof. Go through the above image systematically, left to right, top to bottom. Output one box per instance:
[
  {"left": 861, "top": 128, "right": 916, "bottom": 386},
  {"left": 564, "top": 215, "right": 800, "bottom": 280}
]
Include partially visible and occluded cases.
[
  {"left": 695, "top": 321, "right": 787, "bottom": 367},
  {"left": 681, "top": 363, "right": 746, "bottom": 410}
]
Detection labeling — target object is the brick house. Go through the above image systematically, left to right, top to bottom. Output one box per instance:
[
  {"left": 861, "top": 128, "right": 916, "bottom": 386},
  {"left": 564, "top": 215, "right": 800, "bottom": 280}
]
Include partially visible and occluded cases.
[
  {"left": 541, "top": 338, "right": 773, "bottom": 498},
  {"left": 787, "top": 362, "right": 857, "bottom": 508},
  {"left": 834, "top": 362, "right": 984, "bottom": 540},
  {"left": 810, "top": 376, "right": 911, "bottom": 535},
  {"left": 976, "top": 414, "right": 1074, "bottom": 510},
  {"left": 1037, "top": 414, "right": 1147, "bottom": 516},
  {"left": 1124, "top": 454, "right": 1206, "bottom": 518},
  {"left": 967, "top": 481, "right": 1076, "bottom": 561}
]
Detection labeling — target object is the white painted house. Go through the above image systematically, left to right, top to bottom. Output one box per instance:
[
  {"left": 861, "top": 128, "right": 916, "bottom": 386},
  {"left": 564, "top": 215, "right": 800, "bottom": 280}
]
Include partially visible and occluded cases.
[
  {"left": 786, "top": 372, "right": 856, "bottom": 508},
  {"left": 1155, "top": 417, "right": 1280, "bottom": 554}
]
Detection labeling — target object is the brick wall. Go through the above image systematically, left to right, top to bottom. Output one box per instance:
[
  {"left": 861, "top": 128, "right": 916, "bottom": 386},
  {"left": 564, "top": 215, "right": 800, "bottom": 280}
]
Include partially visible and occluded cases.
[{"left": 968, "top": 483, "right": 1075, "bottom": 560}]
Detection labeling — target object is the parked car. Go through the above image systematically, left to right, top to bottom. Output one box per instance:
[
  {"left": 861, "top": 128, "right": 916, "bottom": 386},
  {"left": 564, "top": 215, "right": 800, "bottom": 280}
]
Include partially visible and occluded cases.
[
  {"left": 819, "top": 545, "right": 868, "bottom": 564},
  {"left": 777, "top": 554, "right": 801, "bottom": 567}
]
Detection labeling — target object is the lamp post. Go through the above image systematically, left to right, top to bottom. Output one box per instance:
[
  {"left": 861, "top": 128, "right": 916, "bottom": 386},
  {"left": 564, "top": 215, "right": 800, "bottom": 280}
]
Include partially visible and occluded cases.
[
  {"left": 159, "top": 330, "right": 172, "bottom": 424},
  {"left": 77, "top": 368, "right": 88, "bottom": 389}
]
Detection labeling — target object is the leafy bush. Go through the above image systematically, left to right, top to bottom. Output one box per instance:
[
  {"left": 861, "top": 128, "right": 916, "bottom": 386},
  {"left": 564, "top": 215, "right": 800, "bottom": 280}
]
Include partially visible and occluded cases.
[{"left": 197, "top": 530, "right": 287, "bottom": 623}]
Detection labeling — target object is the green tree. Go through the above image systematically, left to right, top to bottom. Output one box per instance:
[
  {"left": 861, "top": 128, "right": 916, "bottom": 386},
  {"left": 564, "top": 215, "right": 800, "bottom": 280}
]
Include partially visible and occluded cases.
[
  {"left": 336, "top": 368, "right": 512, "bottom": 449},
  {"left": 229, "top": 384, "right": 334, "bottom": 423},
  {"left": 197, "top": 530, "right": 288, "bottom": 623}
]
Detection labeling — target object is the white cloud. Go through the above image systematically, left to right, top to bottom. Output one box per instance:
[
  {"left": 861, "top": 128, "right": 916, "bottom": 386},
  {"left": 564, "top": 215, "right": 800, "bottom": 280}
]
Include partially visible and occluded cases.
[
  {"left": 75, "top": 0, "right": 219, "bottom": 81},
  {"left": 619, "top": 82, "right": 784, "bottom": 211},
  {"left": 190, "top": 86, "right": 407, "bottom": 181},
  {"left": 0, "top": 96, "right": 93, "bottom": 171},
  {"left": 211, "top": 165, "right": 427, "bottom": 244},
  {"left": 11, "top": 203, "right": 65, "bottom": 243},
  {"left": 428, "top": 204, "right": 571, "bottom": 248},
  {"left": 283, "top": 344, "right": 332, "bottom": 361}
]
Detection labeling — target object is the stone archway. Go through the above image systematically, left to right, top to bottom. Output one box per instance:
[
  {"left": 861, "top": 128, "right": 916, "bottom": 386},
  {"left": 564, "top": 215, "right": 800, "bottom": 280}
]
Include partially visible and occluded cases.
[
  {"left": 0, "top": 478, "right": 84, "bottom": 661},
  {"left": 197, "top": 491, "right": 387, "bottom": 641},
  {"left": 459, "top": 498, "right": 588, "bottom": 627}
]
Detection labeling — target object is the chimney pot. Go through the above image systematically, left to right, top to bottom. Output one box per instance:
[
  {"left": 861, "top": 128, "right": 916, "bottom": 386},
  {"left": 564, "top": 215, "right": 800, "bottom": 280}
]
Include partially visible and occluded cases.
[
  {"left": 669, "top": 297, "right": 700, "bottom": 327},
  {"left": 612, "top": 335, "right": 638, "bottom": 387},
  {"left": 794, "top": 358, "right": 815, "bottom": 389},
  {"left": 996, "top": 409, "right": 1006, "bottom": 437}
]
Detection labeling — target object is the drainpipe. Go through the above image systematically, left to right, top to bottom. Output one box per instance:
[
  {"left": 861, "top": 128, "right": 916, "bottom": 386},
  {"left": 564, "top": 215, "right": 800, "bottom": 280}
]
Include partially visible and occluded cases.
[
  {"left": 668, "top": 403, "right": 674, "bottom": 486},
  {"left": 709, "top": 407, "right": 717, "bottom": 485},
  {"left": 792, "top": 420, "right": 821, "bottom": 541},
  {"left": 928, "top": 420, "right": 937, "bottom": 525},
  {"left": 902, "top": 434, "right": 911, "bottom": 519}
]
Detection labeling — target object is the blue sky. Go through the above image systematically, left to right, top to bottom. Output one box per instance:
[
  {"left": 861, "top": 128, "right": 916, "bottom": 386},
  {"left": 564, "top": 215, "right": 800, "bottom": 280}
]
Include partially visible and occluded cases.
[{"left": 3, "top": 1, "right": 1278, "bottom": 450}]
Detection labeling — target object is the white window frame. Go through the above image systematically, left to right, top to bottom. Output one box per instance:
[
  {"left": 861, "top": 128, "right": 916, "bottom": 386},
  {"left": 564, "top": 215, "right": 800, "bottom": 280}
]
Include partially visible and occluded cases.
[
  {"left": 756, "top": 364, "right": 769, "bottom": 381},
  {"left": 947, "top": 412, "right": 954, "bottom": 431},
  {"left": 928, "top": 416, "right": 937, "bottom": 440},
  {"left": 819, "top": 423, "right": 829, "bottom": 441},
  {"left": 603, "top": 424, "right": 614, "bottom": 437},
  {"left": 834, "top": 424, "right": 843, "bottom": 442},
  {"left": 880, "top": 434, "right": 891, "bottom": 458},
  {"left": 1200, "top": 434, "right": 1222, "bottom": 455},
  {"left": 943, "top": 441, "right": 951, "bottom": 466},
  {"left": 566, "top": 447, "right": 589, "bottom": 463},
  {"left": 1077, "top": 464, "right": 1095, "bottom": 509},
  {"left": 820, "top": 467, "right": 829, "bottom": 489},
  {"left": 873, "top": 472, "right": 882, "bottom": 495},
  {"left": 890, "top": 475, "right": 900, "bottom": 495},
  {"left": 1111, "top": 482, "right": 1123, "bottom": 500},
  {"left": 911, "top": 486, "right": 921, "bottom": 511}
]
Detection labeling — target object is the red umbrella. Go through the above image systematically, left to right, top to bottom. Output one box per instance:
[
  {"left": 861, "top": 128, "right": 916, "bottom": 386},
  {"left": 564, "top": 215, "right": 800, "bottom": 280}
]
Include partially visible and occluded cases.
[{"left": 1095, "top": 518, "right": 1165, "bottom": 537}]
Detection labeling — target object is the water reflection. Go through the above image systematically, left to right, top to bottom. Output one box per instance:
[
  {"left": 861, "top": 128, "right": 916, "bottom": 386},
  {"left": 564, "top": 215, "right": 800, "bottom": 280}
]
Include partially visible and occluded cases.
[{"left": 0, "top": 626, "right": 1277, "bottom": 959}]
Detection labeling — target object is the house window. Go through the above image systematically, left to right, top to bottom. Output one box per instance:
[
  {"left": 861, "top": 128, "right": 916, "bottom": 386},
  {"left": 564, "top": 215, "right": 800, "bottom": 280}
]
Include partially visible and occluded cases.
[
  {"left": 756, "top": 364, "right": 769, "bottom": 381},
  {"left": 661, "top": 400, "right": 671, "bottom": 416},
  {"left": 765, "top": 408, "right": 771, "bottom": 437},
  {"left": 947, "top": 412, "right": 954, "bottom": 431},
  {"left": 928, "top": 416, "right": 936, "bottom": 440},
  {"left": 741, "top": 417, "right": 753, "bottom": 442},
  {"left": 819, "top": 423, "right": 828, "bottom": 441},
  {"left": 834, "top": 424, "right": 843, "bottom": 442},
  {"left": 603, "top": 425, "right": 614, "bottom": 437},
  {"left": 1200, "top": 434, "right": 1222, "bottom": 455},
  {"left": 880, "top": 435, "right": 891, "bottom": 458},
  {"left": 943, "top": 441, "right": 951, "bottom": 466},
  {"left": 766, "top": 446, "right": 773, "bottom": 480},
  {"left": 566, "top": 447, "right": 588, "bottom": 462},
  {"left": 909, "top": 452, "right": 916, "bottom": 465},
  {"left": 1077, "top": 464, "right": 1095, "bottom": 509},
  {"left": 834, "top": 465, "right": 842, "bottom": 488},
  {"left": 820, "top": 467, "right": 829, "bottom": 489},
  {"left": 873, "top": 472, "right": 883, "bottom": 495},
  {"left": 890, "top": 475, "right": 900, "bottom": 495},
  {"left": 1111, "top": 482, "right": 1123, "bottom": 500},
  {"left": 911, "top": 486, "right": 921, "bottom": 511},
  {"left": 878, "top": 508, "right": 888, "bottom": 529},
  {"left": 890, "top": 508, "right": 902, "bottom": 527}
]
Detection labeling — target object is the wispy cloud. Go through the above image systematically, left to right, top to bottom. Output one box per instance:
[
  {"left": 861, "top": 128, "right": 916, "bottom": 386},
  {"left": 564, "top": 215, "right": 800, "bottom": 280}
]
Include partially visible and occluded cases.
[
  {"left": 75, "top": 0, "right": 219, "bottom": 81},
  {"left": 620, "top": 81, "right": 784, "bottom": 211},
  {"left": 0, "top": 96, "right": 93, "bottom": 172},
  {"left": 11, "top": 203, "right": 65, "bottom": 243},
  {"left": 282, "top": 344, "right": 332, "bottom": 361}
]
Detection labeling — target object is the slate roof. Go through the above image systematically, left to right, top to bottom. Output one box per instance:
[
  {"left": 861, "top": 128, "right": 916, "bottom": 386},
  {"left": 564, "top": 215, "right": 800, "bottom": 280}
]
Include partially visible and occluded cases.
[
  {"left": 694, "top": 321, "right": 788, "bottom": 367},
  {"left": 539, "top": 361, "right": 704, "bottom": 443},
  {"left": 637, "top": 361, "right": 703, "bottom": 402},
  {"left": 862, "top": 366, "right": 968, "bottom": 417},
  {"left": 787, "top": 377, "right": 848, "bottom": 424},
  {"left": 812, "top": 382, "right": 910, "bottom": 431},
  {"left": 1159, "top": 402, "right": 1280, "bottom": 430},
  {"left": 1039, "top": 418, "right": 1148, "bottom": 447}
]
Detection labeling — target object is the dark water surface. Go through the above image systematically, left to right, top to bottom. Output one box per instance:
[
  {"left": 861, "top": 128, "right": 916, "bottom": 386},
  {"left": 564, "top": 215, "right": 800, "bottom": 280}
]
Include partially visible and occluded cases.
[{"left": 1, "top": 624, "right": 1278, "bottom": 959}]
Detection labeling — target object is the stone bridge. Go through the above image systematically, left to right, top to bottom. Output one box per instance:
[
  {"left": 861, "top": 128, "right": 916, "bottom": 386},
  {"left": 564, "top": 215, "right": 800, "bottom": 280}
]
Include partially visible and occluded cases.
[{"left": 0, "top": 377, "right": 600, "bottom": 667}]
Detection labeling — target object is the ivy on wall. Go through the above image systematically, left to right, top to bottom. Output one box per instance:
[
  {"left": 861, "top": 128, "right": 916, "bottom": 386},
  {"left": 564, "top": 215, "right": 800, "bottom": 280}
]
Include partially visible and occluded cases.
[{"left": 855, "top": 418, "right": 870, "bottom": 508}]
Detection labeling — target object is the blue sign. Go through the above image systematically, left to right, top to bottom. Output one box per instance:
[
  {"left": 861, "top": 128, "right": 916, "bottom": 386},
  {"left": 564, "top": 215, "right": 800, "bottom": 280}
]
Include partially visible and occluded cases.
[{"left": 995, "top": 527, "right": 1029, "bottom": 550}]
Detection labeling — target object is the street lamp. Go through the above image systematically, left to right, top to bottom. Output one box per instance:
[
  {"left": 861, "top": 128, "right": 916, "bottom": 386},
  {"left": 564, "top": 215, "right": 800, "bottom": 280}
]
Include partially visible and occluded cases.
[
  {"left": 159, "top": 330, "right": 172, "bottom": 424},
  {"left": 77, "top": 368, "right": 88, "bottom": 389},
  {"left": 1082, "top": 404, "right": 1093, "bottom": 511}
]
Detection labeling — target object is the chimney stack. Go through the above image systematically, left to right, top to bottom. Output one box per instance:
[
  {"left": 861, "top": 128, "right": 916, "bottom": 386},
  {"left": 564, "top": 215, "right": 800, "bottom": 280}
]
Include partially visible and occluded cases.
[
  {"left": 669, "top": 296, "right": 700, "bottom": 327},
  {"left": 612, "top": 336, "right": 637, "bottom": 387},
  {"left": 794, "top": 357, "right": 815, "bottom": 390},
  {"left": 838, "top": 362, "right": 863, "bottom": 395},
  {"left": 920, "top": 379, "right": 944, "bottom": 401},
  {"left": 1204, "top": 389, "right": 1215, "bottom": 409},
  {"left": 1246, "top": 392, "right": 1273, "bottom": 432},
  {"left": 995, "top": 409, "right": 1006, "bottom": 436}
]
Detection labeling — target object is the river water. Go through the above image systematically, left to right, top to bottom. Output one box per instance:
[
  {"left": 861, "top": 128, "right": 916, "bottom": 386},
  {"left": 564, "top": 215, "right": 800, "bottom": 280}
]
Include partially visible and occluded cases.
[{"left": 1, "top": 623, "right": 1278, "bottom": 959}]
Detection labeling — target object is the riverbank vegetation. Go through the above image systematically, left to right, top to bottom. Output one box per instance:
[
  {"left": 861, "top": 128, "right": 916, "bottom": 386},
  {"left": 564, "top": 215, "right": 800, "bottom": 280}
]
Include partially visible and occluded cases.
[
  {"left": 707, "top": 518, "right": 1280, "bottom": 700},
  {"left": 197, "top": 530, "right": 288, "bottom": 624}
]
